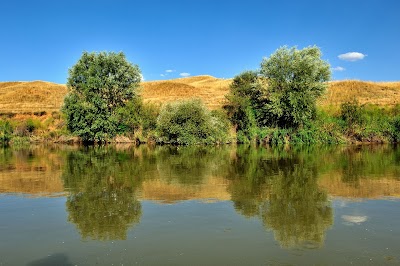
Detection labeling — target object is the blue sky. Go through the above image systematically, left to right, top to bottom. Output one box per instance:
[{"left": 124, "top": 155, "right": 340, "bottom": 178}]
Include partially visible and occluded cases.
[{"left": 0, "top": 0, "right": 399, "bottom": 83}]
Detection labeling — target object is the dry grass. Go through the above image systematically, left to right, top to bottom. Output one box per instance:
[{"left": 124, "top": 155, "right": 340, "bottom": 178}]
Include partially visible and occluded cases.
[
  {"left": 140, "top": 75, "right": 232, "bottom": 109},
  {"left": 1, "top": 77, "right": 400, "bottom": 114},
  {"left": 318, "top": 80, "right": 400, "bottom": 108},
  {"left": 0, "top": 81, "right": 67, "bottom": 114}
]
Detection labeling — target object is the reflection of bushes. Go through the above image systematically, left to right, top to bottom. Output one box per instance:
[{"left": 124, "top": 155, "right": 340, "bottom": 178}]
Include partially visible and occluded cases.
[
  {"left": 156, "top": 145, "right": 231, "bottom": 185},
  {"left": 337, "top": 145, "right": 400, "bottom": 184},
  {"left": 62, "top": 147, "right": 145, "bottom": 240}
]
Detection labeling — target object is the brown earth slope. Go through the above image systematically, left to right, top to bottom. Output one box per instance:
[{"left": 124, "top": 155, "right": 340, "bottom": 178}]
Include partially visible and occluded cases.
[{"left": 1, "top": 77, "right": 400, "bottom": 114}]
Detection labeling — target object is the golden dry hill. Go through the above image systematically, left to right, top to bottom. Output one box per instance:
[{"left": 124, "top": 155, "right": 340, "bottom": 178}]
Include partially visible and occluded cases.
[
  {"left": 140, "top": 75, "right": 232, "bottom": 109},
  {"left": 1, "top": 76, "right": 400, "bottom": 114},
  {"left": 319, "top": 80, "right": 400, "bottom": 107},
  {"left": 0, "top": 81, "right": 67, "bottom": 114}
]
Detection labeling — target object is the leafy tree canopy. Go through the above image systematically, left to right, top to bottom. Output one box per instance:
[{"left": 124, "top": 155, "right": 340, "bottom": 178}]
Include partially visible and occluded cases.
[
  {"left": 260, "top": 46, "right": 331, "bottom": 128},
  {"left": 63, "top": 51, "right": 141, "bottom": 142}
]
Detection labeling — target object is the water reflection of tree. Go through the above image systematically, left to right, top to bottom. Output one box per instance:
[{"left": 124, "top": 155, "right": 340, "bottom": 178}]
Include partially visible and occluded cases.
[
  {"left": 225, "top": 146, "right": 272, "bottom": 217},
  {"left": 226, "top": 146, "right": 333, "bottom": 249},
  {"left": 62, "top": 147, "right": 145, "bottom": 241},
  {"left": 262, "top": 161, "right": 333, "bottom": 249}
]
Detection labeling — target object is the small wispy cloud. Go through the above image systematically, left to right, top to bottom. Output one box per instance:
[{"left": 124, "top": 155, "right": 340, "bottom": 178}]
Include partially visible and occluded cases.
[
  {"left": 338, "top": 52, "right": 366, "bottom": 62},
  {"left": 332, "top": 66, "right": 346, "bottom": 72},
  {"left": 165, "top": 69, "right": 175, "bottom": 73},
  {"left": 180, "top": 72, "right": 190, "bottom": 77},
  {"left": 140, "top": 74, "right": 145, "bottom": 81},
  {"left": 160, "top": 74, "right": 165, "bottom": 77}
]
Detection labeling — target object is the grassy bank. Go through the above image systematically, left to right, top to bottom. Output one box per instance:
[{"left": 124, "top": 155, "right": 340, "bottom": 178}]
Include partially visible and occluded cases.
[
  {"left": 1, "top": 76, "right": 400, "bottom": 145},
  {"left": 1, "top": 102, "right": 399, "bottom": 145},
  {"left": 236, "top": 103, "right": 400, "bottom": 145}
]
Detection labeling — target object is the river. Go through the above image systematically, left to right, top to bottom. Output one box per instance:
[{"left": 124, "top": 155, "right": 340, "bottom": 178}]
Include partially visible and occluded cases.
[{"left": 0, "top": 144, "right": 399, "bottom": 265}]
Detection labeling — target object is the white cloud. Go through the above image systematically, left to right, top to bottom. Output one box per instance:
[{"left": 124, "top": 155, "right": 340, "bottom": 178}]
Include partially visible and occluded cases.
[
  {"left": 338, "top": 52, "right": 366, "bottom": 62},
  {"left": 332, "top": 66, "right": 346, "bottom": 72},
  {"left": 166, "top": 69, "right": 175, "bottom": 73},
  {"left": 180, "top": 72, "right": 190, "bottom": 77},
  {"left": 140, "top": 74, "right": 145, "bottom": 81},
  {"left": 160, "top": 74, "right": 165, "bottom": 77}
]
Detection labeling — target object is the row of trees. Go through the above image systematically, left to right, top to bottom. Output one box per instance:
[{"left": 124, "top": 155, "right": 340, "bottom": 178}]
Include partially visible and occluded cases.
[{"left": 63, "top": 46, "right": 331, "bottom": 143}]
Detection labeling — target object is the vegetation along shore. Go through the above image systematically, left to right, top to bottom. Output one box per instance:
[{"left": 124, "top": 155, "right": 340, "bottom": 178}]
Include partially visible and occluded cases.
[{"left": 1, "top": 46, "right": 400, "bottom": 145}]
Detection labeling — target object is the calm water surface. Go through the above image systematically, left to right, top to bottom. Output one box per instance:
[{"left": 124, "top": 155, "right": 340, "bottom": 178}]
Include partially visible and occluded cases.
[{"left": 0, "top": 145, "right": 399, "bottom": 265}]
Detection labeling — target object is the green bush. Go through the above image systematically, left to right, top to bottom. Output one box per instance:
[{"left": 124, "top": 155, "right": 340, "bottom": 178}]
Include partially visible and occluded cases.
[
  {"left": 115, "top": 98, "right": 159, "bottom": 138},
  {"left": 157, "top": 99, "right": 230, "bottom": 145},
  {"left": 340, "top": 100, "right": 365, "bottom": 127},
  {"left": 390, "top": 116, "right": 400, "bottom": 142},
  {"left": 25, "top": 118, "right": 42, "bottom": 133},
  {"left": 0, "top": 120, "right": 14, "bottom": 144}
]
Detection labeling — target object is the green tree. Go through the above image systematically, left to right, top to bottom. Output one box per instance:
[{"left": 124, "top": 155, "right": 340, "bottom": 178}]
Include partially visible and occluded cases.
[
  {"left": 260, "top": 46, "right": 331, "bottom": 128},
  {"left": 63, "top": 51, "right": 141, "bottom": 142},
  {"left": 225, "top": 71, "right": 267, "bottom": 141}
]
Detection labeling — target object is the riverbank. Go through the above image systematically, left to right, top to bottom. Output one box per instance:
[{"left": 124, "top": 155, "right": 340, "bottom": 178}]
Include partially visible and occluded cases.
[
  {"left": 1, "top": 76, "right": 400, "bottom": 145},
  {"left": 1, "top": 103, "right": 400, "bottom": 146}
]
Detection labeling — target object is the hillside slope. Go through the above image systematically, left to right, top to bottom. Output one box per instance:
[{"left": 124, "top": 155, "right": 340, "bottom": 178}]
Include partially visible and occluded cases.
[
  {"left": 140, "top": 75, "right": 231, "bottom": 109},
  {"left": 1, "top": 77, "right": 400, "bottom": 114},
  {"left": 319, "top": 80, "right": 400, "bottom": 107},
  {"left": 0, "top": 81, "right": 67, "bottom": 114}
]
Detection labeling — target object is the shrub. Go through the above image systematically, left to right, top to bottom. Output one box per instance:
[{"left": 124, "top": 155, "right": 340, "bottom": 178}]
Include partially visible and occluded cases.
[
  {"left": 115, "top": 98, "right": 159, "bottom": 137},
  {"left": 157, "top": 99, "right": 230, "bottom": 145},
  {"left": 340, "top": 100, "right": 364, "bottom": 127},
  {"left": 390, "top": 116, "right": 400, "bottom": 142},
  {"left": 25, "top": 118, "right": 42, "bottom": 133},
  {"left": 0, "top": 120, "right": 13, "bottom": 144}
]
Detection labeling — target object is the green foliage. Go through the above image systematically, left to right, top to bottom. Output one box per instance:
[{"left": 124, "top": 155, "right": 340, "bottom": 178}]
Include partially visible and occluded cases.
[
  {"left": 260, "top": 46, "right": 331, "bottom": 128},
  {"left": 63, "top": 51, "right": 141, "bottom": 142},
  {"left": 225, "top": 71, "right": 265, "bottom": 141},
  {"left": 115, "top": 98, "right": 159, "bottom": 137},
  {"left": 115, "top": 98, "right": 144, "bottom": 134},
  {"left": 157, "top": 99, "right": 230, "bottom": 144},
  {"left": 340, "top": 100, "right": 365, "bottom": 127},
  {"left": 338, "top": 102, "right": 396, "bottom": 142},
  {"left": 390, "top": 116, "right": 400, "bottom": 142},
  {"left": 25, "top": 118, "right": 42, "bottom": 133},
  {"left": 0, "top": 120, "right": 13, "bottom": 144}
]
